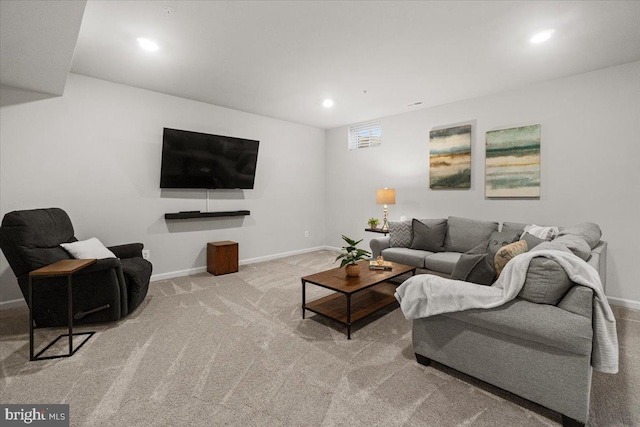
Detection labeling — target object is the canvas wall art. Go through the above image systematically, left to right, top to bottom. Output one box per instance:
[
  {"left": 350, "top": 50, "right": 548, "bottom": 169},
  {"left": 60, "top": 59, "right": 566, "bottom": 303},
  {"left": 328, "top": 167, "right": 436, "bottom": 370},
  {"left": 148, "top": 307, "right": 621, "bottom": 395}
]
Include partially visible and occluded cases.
[
  {"left": 429, "top": 124, "right": 471, "bottom": 189},
  {"left": 485, "top": 124, "right": 541, "bottom": 198}
]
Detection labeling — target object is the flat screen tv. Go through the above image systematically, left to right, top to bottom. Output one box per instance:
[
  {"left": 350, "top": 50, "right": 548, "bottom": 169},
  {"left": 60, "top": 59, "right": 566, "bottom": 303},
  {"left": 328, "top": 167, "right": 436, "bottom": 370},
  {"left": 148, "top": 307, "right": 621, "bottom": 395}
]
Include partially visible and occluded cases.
[{"left": 160, "top": 128, "right": 259, "bottom": 189}]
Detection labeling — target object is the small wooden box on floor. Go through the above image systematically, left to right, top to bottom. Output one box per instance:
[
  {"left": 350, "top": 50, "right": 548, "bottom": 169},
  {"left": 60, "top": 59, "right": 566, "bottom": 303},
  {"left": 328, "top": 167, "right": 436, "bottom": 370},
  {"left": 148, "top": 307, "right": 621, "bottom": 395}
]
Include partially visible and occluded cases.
[{"left": 207, "top": 241, "right": 238, "bottom": 276}]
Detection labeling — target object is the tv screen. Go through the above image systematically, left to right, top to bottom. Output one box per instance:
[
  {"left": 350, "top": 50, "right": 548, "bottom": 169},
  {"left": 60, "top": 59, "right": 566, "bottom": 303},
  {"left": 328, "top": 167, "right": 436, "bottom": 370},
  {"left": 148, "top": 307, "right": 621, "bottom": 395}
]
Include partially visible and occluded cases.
[{"left": 160, "top": 128, "right": 259, "bottom": 189}]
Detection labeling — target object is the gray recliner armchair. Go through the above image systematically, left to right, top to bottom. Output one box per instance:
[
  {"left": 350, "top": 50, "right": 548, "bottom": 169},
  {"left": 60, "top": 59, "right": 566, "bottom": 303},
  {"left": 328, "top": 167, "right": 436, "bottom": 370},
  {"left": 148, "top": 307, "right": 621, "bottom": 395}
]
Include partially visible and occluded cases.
[{"left": 0, "top": 207, "right": 152, "bottom": 327}]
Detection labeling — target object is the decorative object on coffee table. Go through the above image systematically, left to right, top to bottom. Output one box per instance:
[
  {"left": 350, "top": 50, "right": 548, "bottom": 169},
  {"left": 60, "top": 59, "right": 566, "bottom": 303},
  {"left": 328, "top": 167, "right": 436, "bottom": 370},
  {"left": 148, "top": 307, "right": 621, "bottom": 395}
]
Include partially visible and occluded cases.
[
  {"left": 376, "top": 188, "right": 396, "bottom": 232},
  {"left": 367, "top": 217, "right": 380, "bottom": 230},
  {"left": 335, "top": 235, "right": 371, "bottom": 277}
]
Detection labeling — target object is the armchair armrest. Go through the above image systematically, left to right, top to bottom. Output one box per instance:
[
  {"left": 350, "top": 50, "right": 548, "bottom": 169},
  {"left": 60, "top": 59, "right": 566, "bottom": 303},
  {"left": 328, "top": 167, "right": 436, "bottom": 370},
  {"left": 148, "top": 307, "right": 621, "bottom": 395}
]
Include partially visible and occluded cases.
[
  {"left": 370, "top": 237, "right": 391, "bottom": 258},
  {"left": 108, "top": 243, "right": 144, "bottom": 259},
  {"left": 75, "top": 257, "right": 122, "bottom": 275}
]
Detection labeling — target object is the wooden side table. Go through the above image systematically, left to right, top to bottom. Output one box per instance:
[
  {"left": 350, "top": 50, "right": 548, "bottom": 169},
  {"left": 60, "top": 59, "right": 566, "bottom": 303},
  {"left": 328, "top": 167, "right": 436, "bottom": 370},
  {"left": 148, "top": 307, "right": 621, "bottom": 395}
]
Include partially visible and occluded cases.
[
  {"left": 207, "top": 241, "right": 239, "bottom": 275},
  {"left": 29, "top": 258, "right": 97, "bottom": 361}
]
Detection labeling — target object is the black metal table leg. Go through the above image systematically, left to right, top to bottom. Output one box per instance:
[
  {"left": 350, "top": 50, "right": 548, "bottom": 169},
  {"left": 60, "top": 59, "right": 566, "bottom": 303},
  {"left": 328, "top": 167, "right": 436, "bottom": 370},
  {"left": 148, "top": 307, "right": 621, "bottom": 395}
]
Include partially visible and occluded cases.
[
  {"left": 67, "top": 275, "right": 73, "bottom": 355},
  {"left": 29, "top": 276, "right": 34, "bottom": 361},
  {"left": 301, "top": 279, "right": 306, "bottom": 319},
  {"left": 346, "top": 294, "right": 352, "bottom": 339}
]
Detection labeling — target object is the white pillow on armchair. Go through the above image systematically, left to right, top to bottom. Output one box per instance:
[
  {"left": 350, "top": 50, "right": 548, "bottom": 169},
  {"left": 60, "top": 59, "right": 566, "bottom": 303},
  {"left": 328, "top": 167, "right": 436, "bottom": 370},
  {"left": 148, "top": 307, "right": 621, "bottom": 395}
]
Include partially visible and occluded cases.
[{"left": 61, "top": 237, "right": 116, "bottom": 259}]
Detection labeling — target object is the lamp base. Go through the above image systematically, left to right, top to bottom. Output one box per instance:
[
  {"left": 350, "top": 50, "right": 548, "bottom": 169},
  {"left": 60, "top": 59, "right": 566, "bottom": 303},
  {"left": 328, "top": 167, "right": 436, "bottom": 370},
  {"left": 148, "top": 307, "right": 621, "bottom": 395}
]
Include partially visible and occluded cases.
[{"left": 381, "top": 205, "right": 389, "bottom": 232}]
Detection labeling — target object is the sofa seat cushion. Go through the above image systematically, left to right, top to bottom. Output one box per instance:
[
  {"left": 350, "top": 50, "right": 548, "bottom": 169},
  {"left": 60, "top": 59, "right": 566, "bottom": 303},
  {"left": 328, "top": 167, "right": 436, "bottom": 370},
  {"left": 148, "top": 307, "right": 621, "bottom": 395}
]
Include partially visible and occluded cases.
[
  {"left": 381, "top": 247, "right": 432, "bottom": 268},
  {"left": 424, "top": 252, "right": 462, "bottom": 275},
  {"left": 443, "top": 298, "right": 593, "bottom": 355}
]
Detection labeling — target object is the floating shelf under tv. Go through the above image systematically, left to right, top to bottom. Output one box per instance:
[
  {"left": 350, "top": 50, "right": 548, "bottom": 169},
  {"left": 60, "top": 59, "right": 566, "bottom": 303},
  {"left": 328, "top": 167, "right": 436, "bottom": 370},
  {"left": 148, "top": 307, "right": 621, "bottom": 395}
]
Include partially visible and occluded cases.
[{"left": 164, "top": 210, "right": 250, "bottom": 220}]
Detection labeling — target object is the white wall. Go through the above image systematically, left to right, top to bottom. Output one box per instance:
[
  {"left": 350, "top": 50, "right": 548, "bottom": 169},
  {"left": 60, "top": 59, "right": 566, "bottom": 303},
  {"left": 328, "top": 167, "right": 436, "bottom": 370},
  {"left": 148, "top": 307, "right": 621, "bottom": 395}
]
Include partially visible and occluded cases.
[
  {"left": 325, "top": 62, "right": 640, "bottom": 305},
  {"left": 0, "top": 74, "right": 326, "bottom": 303}
]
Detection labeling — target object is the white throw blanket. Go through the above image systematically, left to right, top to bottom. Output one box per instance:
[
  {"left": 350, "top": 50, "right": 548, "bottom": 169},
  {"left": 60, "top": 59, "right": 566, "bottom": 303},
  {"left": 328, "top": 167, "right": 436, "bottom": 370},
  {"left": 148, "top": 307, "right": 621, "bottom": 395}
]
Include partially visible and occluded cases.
[{"left": 395, "top": 250, "right": 618, "bottom": 373}]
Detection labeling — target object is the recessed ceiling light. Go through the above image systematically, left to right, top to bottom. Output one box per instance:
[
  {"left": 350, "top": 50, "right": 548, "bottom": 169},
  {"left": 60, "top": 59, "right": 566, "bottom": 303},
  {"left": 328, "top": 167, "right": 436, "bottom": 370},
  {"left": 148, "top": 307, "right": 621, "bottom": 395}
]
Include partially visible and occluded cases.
[
  {"left": 530, "top": 29, "right": 555, "bottom": 44},
  {"left": 137, "top": 37, "right": 159, "bottom": 52},
  {"left": 322, "top": 99, "right": 334, "bottom": 108}
]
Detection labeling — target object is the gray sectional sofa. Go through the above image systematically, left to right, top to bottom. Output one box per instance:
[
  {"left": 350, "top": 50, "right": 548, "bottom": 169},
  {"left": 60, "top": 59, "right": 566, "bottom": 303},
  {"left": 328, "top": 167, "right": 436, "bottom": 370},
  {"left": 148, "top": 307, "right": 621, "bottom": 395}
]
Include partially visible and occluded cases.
[{"left": 370, "top": 216, "right": 607, "bottom": 427}]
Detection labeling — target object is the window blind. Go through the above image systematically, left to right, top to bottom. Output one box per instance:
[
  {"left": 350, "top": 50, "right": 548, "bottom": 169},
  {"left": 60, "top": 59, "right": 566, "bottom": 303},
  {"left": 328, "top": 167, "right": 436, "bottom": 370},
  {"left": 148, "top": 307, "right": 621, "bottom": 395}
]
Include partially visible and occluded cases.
[{"left": 348, "top": 120, "right": 381, "bottom": 150}]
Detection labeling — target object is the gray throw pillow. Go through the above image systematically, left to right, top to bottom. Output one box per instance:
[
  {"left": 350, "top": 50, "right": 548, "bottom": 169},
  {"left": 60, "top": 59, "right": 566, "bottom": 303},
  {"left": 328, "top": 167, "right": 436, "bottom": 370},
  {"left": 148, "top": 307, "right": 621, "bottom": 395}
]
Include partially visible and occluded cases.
[
  {"left": 444, "top": 216, "right": 499, "bottom": 253},
  {"left": 410, "top": 218, "right": 447, "bottom": 252},
  {"left": 388, "top": 220, "right": 413, "bottom": 248},
  {"left": 486, "top": 231, "right": 520, "bottom": 263},
  {"left": 520, "top": 232, "right": 545, "bottom": 250},
  {"left": 450, "top": 241, "right": 496, "bottom": 286}
]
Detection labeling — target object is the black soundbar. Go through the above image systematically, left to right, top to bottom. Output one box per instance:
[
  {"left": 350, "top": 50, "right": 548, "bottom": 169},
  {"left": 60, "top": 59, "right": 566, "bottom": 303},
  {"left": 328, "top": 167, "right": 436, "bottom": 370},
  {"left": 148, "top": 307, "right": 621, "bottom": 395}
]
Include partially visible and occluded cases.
[{"left": 164, "top": 210, "right": 250, "bottom": 220}]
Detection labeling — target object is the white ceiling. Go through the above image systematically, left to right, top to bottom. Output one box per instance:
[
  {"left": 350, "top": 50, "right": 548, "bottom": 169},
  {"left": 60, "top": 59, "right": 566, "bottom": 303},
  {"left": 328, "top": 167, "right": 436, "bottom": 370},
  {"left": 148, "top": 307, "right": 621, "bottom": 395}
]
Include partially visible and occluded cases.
[
  {"left": 0, "top": 0, "right": 86, "bottom": 95},
  {"left": 4, "top": 1, "right": 640, "bottom": 129}
]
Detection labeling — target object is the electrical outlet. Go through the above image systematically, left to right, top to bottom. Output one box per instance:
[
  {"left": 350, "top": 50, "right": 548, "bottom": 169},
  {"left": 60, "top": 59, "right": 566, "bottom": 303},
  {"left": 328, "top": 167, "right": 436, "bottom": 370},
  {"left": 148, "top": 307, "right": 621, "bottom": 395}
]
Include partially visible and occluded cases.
[
  {"left": 304, "top": 230, "right": 309, "bottom": 238},
  {"left": 142, "top": 249, "right": 151, "bottom": 260}
]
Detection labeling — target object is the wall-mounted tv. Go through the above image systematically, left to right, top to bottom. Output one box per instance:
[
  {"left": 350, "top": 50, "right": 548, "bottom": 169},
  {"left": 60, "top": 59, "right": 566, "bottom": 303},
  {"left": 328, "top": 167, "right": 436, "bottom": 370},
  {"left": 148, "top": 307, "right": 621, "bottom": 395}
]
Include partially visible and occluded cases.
[{"left": 160, "top": 128, "right": 259, "bottom": 189}]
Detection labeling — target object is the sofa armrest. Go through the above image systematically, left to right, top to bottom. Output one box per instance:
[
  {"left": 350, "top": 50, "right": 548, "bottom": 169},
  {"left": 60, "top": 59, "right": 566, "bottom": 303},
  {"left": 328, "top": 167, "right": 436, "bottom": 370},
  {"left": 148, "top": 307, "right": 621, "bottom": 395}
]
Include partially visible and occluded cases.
[
  {"left": 370, "top": 237, "right": 391, "bottom": 258},
  {"left": 588, "top": 241, "right": 607, "bottom": 289},
  {"left": 108, "top": 243, "right": 144, "bottom": 259},
  {"left": 557, "top": 285, "right": 593, "bottom": 319}
]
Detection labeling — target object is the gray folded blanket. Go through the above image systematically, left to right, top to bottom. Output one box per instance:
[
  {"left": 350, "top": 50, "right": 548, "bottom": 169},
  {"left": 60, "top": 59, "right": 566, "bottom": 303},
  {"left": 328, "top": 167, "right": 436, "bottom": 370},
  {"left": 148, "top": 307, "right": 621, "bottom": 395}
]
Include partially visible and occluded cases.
[{"left": 395, "top": 249, "right": 618, "bottom": 373}]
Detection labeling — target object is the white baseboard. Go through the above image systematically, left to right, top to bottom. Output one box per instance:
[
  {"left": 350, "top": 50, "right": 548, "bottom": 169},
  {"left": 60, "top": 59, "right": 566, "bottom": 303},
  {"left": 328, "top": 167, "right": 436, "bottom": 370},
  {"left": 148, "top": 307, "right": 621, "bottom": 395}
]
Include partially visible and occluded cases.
[
  {"left": 150, "top": 246, "right": 338, "bottom": 282},
  {"left": 0, "top": 247, "right": 341, "bottom": 309},
  {"left": 151, "top": 266, "right": 208, "bottom": 281},
  {"left": 607, "top": 296, "right": 640, "bottom": 311},
  {"left": 0, "top": 298, "right": 26, "bottom": 310}
]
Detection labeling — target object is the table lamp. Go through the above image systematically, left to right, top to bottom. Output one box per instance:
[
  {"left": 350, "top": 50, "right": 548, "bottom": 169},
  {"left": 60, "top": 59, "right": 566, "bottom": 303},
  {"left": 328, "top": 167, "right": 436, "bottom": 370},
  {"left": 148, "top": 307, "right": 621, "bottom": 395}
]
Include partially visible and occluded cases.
[{"left": 376, "top": 188, "right": 396, "bottom": 232}]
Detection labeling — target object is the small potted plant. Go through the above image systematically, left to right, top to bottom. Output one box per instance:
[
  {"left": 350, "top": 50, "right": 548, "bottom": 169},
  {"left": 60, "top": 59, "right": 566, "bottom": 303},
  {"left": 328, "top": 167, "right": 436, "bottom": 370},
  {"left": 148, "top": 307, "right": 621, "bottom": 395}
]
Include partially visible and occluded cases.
[
  {"left": 367, "top": 218, "right": 380, "bottom": 230},
  {"left": 336, "top": 235, "right": 372, "bottom": 277}
]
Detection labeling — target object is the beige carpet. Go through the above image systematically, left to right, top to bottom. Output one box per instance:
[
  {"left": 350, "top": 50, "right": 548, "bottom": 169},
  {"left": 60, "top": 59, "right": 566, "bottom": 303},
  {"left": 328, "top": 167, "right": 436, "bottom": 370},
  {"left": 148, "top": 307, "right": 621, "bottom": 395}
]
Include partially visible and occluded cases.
[{"left": 1, "top": 250, "right": 638, "bottom": 426}]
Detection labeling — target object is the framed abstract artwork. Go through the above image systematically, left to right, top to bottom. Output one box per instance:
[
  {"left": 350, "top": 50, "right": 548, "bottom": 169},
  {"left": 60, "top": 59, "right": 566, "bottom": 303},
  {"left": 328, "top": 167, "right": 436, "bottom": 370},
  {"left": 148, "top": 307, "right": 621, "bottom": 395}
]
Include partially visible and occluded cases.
[
  {"left": 429, "top": 124, "right": 471, "bottom": 189},
  {"left": 485, "top": 124, "right": 541, "bottom": 198}
]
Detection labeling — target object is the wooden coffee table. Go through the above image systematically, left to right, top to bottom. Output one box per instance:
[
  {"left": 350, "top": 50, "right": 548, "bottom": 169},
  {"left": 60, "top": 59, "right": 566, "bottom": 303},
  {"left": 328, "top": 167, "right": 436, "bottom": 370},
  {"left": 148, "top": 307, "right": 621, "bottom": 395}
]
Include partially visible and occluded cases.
[{"left": 301, "top": 260, "right": 416, "bottom": 339}]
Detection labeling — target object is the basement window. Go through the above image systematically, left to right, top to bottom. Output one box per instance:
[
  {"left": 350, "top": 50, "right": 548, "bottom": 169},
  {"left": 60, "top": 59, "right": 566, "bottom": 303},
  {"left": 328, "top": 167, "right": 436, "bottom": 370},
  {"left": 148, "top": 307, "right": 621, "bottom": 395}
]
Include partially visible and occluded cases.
[{"left": 348, "top": 120, "right": 382, "bottom": 150}]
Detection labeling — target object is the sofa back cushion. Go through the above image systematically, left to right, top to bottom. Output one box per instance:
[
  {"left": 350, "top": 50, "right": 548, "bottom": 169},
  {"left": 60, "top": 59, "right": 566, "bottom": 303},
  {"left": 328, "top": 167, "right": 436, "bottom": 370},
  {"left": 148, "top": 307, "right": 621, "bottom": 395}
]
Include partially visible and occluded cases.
[
  {"left": 444, "top": 216, "right": 499, "bottom": 253},
  {"left": 410, "top": 218, "right": 447, "bottom": 252},
  {"left": 388, "top": 220, "right": 413, "bottom": 248},
  {"left": 501, "top": 222, "right": 528, "bottom": 237},
  {"left": 557, "top": 222, "right": 602, "bottom": 249},
  {"left": 519, "top": 223, "right": 599, "bottom": 305},
  {"left": 519, "top": 257, "right": 574, "bottom": 305}
]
